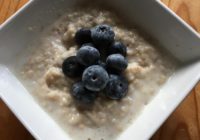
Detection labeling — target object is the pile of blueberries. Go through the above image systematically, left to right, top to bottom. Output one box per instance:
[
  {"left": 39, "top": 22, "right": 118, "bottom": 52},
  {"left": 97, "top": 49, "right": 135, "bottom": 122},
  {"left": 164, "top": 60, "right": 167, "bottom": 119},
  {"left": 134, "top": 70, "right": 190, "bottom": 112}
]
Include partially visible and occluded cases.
[{"left": 62, "top": 24, "right": 129, "bottom": 104}]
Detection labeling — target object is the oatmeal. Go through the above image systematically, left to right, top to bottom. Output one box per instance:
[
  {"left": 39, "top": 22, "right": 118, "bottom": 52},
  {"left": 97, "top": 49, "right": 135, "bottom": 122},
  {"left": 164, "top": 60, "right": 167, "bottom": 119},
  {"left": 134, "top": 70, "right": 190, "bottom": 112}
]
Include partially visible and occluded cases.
[{"left": 18, "top": 8, "right": 178, "bottom": 140}]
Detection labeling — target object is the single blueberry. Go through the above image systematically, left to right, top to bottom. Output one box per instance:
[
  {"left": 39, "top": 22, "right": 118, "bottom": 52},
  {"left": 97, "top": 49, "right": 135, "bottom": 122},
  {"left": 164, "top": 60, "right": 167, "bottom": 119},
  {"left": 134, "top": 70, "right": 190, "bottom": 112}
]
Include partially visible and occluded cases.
[
  {"left": 91, "top": 24, "right": 115, "bottom": 47},
  {"left": 75, "top": 28, "right": 92, "bottom": 46},
  {"left": 109, "top": 41, "right": 127, "bottom": 56},
  {"left": 77, "top": 44, "right": 100, "bottom": 66},
  {"left": 106, "top": 54, "right": 128, "bottom": 73},
  {"left": 62, "top": 56, "right": 84, "bottom": 78},
  {"left": 82, "top": 65, "right": 109, "bottom": 92},
  {"left": 105, "top": 74, "right": 128, "bottom": 100},
  {"left": 72, "top": 82, "right": 97, "bottom": 104}
]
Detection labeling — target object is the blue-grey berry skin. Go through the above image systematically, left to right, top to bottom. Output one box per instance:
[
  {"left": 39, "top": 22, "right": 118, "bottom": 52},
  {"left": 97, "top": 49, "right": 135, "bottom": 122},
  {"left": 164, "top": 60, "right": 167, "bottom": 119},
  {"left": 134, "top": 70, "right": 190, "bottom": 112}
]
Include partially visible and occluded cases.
[
  {"left": 91, "top": 24, "right": 115, "bottom": 47},
  {"left": 75, "top": 28, "right": 92, "bottom": 46},
  {"left": 109, "top": 42, "right": 127, "bottom": 56},
  {"left": 81, "top": 43, "right": 95, "bottom": 48},
  {"left": 77, "top": 45, "right": 100, "bottom": 66},
  {"left": 106, "top": 54, "right": 128, "bottom": 73},
  {"left": 62, "top": 56, "right": 84, "bottom": 78},
  {"left": 82, "top": 65, "right": 109, "bottom": 92},
  {"left": 105, "top": 74, "right": 128, "bottom": 100},
  {"left": 72, "top": 82, "right": 97, "bottom": 104}
]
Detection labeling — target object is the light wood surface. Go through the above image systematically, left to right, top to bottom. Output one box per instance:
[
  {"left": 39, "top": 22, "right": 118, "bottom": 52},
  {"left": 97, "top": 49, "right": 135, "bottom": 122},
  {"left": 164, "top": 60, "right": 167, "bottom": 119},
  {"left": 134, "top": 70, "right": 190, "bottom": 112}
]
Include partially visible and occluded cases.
[
  {"left": 0, "top": 0, "right": 200, "bottom": 140},
  {"left": 0, "top": 0, "right": 27, "bottom": 24}
]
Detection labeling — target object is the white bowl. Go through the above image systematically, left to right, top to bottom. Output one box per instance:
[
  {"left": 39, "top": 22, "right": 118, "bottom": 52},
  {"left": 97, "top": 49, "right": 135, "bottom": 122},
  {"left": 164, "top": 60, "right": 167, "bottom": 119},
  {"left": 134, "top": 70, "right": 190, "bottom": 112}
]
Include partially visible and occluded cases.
[{"left": 0, "top": 0, "right": 200, "bottom": 140}]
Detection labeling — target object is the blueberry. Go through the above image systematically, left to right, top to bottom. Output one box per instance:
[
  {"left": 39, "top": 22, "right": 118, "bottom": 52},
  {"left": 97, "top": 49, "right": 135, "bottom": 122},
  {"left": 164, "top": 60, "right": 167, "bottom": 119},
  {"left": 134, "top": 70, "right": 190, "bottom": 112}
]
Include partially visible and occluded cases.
[
  {"left": 91, "top": 24, "right": 115, "bottom": 47},
  {"left": 75, "top": 28, "right": 92, "bottom": 46},
  {"left": 109, "top": 42, "right": 127, "bottom": 56},
  {"left": 81, "top": 43, "right": 95, "bottom": 48},
  {"left": 77, "top": 45, "right": 100, "bottom": 66},
  {"left": 106, "top": 54, "right": 128, "bottom": 73},
  {"left": 62, "top": 56, "right": 84, "bottom": 78},
  {"left": 82, "top": 65, "right": 109, "bottom": 92},
  {"left": 105, "top": 74, "right": 128, "bottom": 100},
  {"left": 72, "top": 82, "right": 97, "bottom": 104}
]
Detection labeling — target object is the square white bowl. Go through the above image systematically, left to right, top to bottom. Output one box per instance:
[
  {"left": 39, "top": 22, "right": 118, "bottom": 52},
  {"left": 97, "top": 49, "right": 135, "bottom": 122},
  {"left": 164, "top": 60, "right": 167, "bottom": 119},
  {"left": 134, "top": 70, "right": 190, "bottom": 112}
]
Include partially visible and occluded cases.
[{"left": 0, "top": 0, "right": 200, "bottom": 140}]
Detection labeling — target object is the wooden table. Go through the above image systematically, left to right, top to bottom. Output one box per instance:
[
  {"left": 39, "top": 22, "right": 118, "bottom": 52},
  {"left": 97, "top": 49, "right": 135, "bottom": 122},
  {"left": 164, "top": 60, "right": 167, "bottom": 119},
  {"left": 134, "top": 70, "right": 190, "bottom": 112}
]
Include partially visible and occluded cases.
[{"left": 0, "top": 0, "right": 200, "bottom": 139}]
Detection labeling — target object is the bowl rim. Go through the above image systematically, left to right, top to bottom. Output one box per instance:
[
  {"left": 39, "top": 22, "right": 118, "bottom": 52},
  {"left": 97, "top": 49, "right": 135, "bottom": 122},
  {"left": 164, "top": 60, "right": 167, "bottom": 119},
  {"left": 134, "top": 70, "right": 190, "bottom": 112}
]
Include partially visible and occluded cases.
[{"left": 0, "top": 0, "right": 200, "bottom": 140}]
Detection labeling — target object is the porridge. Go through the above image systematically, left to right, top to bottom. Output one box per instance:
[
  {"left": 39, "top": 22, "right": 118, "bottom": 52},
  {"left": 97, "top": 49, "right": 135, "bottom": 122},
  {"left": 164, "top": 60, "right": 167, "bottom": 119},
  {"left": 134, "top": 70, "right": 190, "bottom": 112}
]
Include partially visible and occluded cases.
[{"left": 18, "top": 7, "right": 178, "bottom": 140}]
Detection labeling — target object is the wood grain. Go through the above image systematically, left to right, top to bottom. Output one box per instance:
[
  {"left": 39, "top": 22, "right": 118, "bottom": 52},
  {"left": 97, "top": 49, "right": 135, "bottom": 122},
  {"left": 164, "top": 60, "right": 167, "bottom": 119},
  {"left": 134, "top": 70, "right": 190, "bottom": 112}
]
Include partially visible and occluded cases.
[
  {"left": 0, "top": 0, "right": 200, "bottom": 140},
  {"left": 0, "top": 0, "right": 28, "bottom": 24},
  {"left": 0, "top": 100, "right": 34, "bottom": 140}
]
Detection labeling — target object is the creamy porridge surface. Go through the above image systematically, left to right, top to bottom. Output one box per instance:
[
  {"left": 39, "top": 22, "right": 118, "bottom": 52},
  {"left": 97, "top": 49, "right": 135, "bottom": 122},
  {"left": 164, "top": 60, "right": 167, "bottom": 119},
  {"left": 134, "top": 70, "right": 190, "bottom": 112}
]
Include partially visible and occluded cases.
[{"left": 19, "top": 8, "right": 178, "bottom": 140}]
